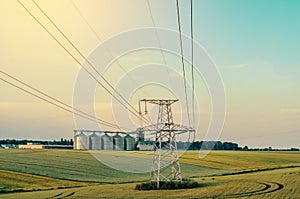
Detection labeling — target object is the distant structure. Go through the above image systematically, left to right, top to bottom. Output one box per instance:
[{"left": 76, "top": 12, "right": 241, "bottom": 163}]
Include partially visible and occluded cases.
[
  {"left": 138, "top": 99, "right": 194, "bottom": 189},
  {"left": 136, "top": 128, "right": 145, "bottom": 142},
  {"left": 73, "top": 130, "right": 136, "bottom": 151},
  {"left": 74, "top": 132, "right": 88, "bottom": 150},
  {"left": 89, "top": 133, "right": 101, "bottom": 150},
  {"left": 113, "top": 133, "right": 124, "bottom": 150},
  {"left": 124, "top": 134, "right": 136, "bottom": 151},
  {"left": 137, "top": 140, "right": 155, "bottom": 151},
  {"left": 19, "top": 143, "right": 72, "bottom": 149},
  {"left": 0, "top": 144, "right": 18, "bottom": 149}
]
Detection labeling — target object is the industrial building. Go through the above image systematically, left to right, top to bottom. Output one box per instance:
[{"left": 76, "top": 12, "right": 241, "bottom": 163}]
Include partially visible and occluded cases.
[
  {"left": 74, "top": 130, "right": 138, "bottom": 151},
  {"left": 137, "top": 141, "right": 155, "bottom": 151},
  {"left": 19, "top": 143, "right": 73, "bottom": 149}
]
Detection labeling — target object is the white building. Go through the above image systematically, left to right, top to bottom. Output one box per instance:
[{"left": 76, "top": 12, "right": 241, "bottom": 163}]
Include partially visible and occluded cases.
[{"left": 137, "top": 141, "right": 154, "bottom": 151}]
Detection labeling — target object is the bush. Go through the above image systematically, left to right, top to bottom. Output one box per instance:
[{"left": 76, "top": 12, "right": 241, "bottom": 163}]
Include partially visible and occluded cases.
[{"left": 135, "top": 179, "right": 200, "bottom": 190}]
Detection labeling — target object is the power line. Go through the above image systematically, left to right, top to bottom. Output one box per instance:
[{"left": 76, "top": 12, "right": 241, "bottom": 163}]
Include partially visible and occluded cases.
[
  {"left": 16, "top": 0, "right": 150, "bottom": 125},
  {"left": 18, "top": 0, "right": 144, "bottom": 124},
  {"left": 31, "top": 0, "right": 147, "bottom": 123},
  {"left": 70, "top": 0, "right": 151, "bottom": 98},
  {"left": 70, "top": 0, "right": 102, "bottom": 42},
  {"left": 146, "top": 0, "right": 175, "bottom": 90},
  {"left": 176, "top": 0, "right": 191, "bottom": 127},
  {"left": 190, "top": 0, "right": 195, "bottom": 133},
  {"left": 0, "top": 70, "right": 130, "bottom": 131},
  {"left": 0, "top": 76, "right": 126, "bottom": 130}
]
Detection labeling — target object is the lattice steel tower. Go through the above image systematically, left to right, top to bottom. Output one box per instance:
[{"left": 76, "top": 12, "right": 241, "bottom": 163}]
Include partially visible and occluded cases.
[{"left": 138, "top": 99, "right": 194, "bottom": 189}]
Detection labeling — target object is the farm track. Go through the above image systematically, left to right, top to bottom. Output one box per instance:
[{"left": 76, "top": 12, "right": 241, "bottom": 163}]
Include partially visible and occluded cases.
[
  {"left": 224, "top": 181, "right": 284, "bottom": 198},
  {"left": 47, "top": 191, "right": 75, "bottom": 199},
  {"left": 47, "top": 192, "right": 63, "bottom": 199}
]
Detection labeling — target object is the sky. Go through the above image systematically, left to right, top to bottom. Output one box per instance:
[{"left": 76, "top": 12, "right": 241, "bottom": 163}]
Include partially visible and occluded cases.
[{"left": 0, "top": 0, "right": 299, "bottom": 148}]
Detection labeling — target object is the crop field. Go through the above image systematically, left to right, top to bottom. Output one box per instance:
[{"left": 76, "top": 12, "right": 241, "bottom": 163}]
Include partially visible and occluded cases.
[
  {"left": 0, "top": 149, "right": 299, "bottom": 198},
  {"left": 0, "top": 170, "right": 90, "bottom": 194}
]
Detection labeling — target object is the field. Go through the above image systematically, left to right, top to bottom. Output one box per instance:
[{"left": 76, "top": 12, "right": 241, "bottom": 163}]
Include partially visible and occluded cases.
[{"left": 0, "top": 149, "right": 299, "bottom": 198}]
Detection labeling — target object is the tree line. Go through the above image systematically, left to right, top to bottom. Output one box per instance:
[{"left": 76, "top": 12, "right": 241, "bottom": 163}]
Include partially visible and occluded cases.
[
  {"left": 177, "top": 141, "right": 240, "bottom": 150},
  {"left": 177, "top": 141, "right": 299, "bottom": 151}
]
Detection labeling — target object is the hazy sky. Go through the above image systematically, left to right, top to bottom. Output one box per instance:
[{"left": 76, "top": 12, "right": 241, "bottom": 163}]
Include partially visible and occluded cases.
[{"left": 0, "top": 0, "right": 299, "bottom": 148}]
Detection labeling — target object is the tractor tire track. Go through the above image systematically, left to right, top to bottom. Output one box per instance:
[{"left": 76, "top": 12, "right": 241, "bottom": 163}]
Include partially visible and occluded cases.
[
  {"left": 224, "top": 181, "right": 284, "bottom": 198},
  {"left": 263, "top": 182, "right": 284, "bottom": 194},
  {"left": 48, "top": 191, "right": 75, "bottom": 199},
  {"left": 58, "top": 191, "right": 75, "bottom": 198},
  {"left": 47, "top": 192, "right": 63, "bottom": 199}
]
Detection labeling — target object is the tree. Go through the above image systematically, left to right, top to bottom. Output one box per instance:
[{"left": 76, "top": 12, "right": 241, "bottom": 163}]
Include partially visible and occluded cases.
[
  {"left": 214, "top": 141, "right": 223, "bottom": 150},
  {"left": 243, "top": 146, "right": 249, "bottom": 151}
]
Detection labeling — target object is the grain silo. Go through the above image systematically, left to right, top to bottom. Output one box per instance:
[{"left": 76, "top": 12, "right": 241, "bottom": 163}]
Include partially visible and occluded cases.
[
  {"left": 136, "top": 128, "right": 145, "bottom": 142},
  {"left": 74, "top": 132, "right": 88, "bottom": 150},
  {"left": 89, "top": 133, "right": 101, "bottom": 150},
  {"left": 101, "top": 133, "right": 113, "bottom": 150},
  {"left": 113, "top": 133, "right": 124, "bottom": 150},
  {"left": 124, "top": 134, "right": 135, "bottom": 151}
]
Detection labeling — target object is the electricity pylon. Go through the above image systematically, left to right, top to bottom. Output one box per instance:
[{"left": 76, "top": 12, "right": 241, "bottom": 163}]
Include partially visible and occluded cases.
[{"left": 138, "top": 99, "right": 195, "bottom": 189}]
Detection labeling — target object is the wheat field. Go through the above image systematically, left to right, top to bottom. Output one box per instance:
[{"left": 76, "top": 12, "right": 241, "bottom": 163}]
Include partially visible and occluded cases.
[{"left": 0, "top": 149, "right": 299, "bottom": 198}]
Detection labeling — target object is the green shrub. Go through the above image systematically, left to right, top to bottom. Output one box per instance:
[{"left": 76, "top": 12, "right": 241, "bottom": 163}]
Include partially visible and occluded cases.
[{"left": 135, "top": 179, "right": 200, "bottom": 190}]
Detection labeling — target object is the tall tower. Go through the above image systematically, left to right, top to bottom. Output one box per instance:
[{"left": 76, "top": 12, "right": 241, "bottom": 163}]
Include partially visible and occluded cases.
[{"left": 139, "top": 99, "right": 194, "bottom": 189}]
